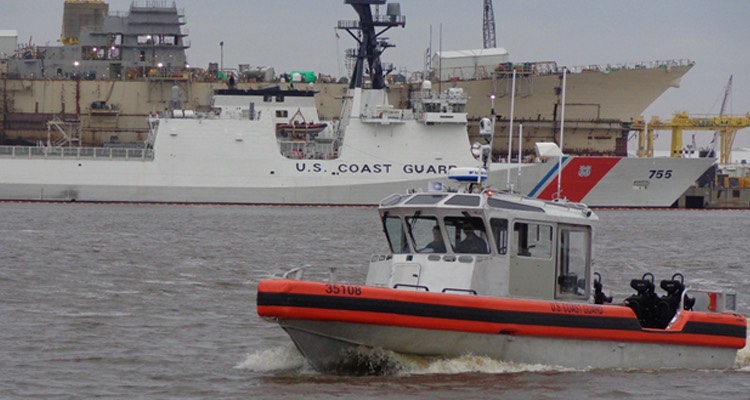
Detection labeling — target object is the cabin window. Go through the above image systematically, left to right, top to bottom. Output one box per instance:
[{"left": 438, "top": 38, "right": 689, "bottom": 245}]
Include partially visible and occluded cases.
[
  {"left": 263, "top": 95, "right": 273, "bottom": 102},
  {"left": 275, "top": 95, "right": 285, "bottom": 102},
  {"left": 275, "top": 110, "right": 288, "bottom": 118},
  {"left": 405, "top": 194, "right": 447, "bottom": 205},
  {"left": 444, "top": 195, "right": 480, "bottom": 206},
  {"left": 488, "top": 197, "right": 544, "bottom": 212},
  {"left": 383, "top": 215, "right": 409, "bottom": 254},
  {"left": 405, "top": 216, "right": 445, "bottom": 254},
  {"left": 444, "top": 216, "right": 490, "bottom": 254},
  {"left": 490, "top": 218, "right": 508, "bottom": 255},
  {"left": 513, "top": 222, "right": 552, "bottom": 258},
  {"left": 556, "top": 225, "right": 591, "bottom": 298}
]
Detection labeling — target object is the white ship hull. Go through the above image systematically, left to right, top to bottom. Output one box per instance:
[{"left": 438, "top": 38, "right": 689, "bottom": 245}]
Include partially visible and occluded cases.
[
  {"left": 0, "top": 85, "right": 713, "bottom": 208},
  {"left": 0, "top": 134, "right": 712, "bottom": 208}
]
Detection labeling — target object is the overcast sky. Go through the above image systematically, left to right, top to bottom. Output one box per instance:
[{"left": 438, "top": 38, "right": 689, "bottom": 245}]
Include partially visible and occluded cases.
[{"left": 2, "top": 0, "right": 749, "bottom": 150}]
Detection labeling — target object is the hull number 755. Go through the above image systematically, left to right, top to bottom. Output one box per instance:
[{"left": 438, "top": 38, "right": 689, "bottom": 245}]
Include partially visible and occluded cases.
[{"left": 649, "top": 169, "right": 672, "bottom": 179}]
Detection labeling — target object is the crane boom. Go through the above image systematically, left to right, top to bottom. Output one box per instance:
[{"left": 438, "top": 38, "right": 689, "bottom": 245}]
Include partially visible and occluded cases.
[{"left": 483, "top": 0, "right": 496, "bottom": 48}]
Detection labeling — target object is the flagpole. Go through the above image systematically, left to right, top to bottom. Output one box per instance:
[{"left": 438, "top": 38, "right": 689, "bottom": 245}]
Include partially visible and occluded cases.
[{"left": 506, "top": 69, "right": 516, "bottom": 191}]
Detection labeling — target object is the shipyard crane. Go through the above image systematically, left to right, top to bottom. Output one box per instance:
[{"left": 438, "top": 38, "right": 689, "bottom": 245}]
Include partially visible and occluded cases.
[
  {"left": 483, "top": 0, "right": 496, "bottom": 48},
  {"left": 706, "top": 75, "right": 734, "bottom": 157},
  {"left": 631, "top": 112, "right": 750, "bottom": 165}
]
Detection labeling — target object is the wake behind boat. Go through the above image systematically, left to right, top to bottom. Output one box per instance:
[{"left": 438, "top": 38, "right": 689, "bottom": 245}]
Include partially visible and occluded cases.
[{"left": 0, "top": 1, "right": 712, "bottom": 206}]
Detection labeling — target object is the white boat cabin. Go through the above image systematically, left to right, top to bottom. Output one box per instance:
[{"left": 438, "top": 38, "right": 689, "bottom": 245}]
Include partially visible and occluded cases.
[{"left": 367, "top": 185, "right": 598, "bottom": 302}]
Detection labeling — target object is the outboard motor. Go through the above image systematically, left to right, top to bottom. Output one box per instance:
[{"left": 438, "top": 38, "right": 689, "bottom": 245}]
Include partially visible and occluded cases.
[
  {"left": 657, "top": 272, "right": 695, "bottom": 317},
  {"left": 624, "top": 273, "right": 661, "bottom": 328}
]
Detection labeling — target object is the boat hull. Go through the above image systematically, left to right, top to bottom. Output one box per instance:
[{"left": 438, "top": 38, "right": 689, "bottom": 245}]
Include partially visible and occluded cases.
[
  {"left": 0, "top": 155, "right": 713, "bottom": 207},
  {"left": 257, "top": 280, "right": 746, "bottom": 372},
  {"left": 280, "top": 320, "right": 739, "bottom": 372}
]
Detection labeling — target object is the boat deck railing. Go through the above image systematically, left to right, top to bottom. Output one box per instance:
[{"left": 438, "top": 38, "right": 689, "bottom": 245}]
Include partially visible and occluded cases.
[{"left": 0, "top": 146, "right": 155, "bottom": 161}]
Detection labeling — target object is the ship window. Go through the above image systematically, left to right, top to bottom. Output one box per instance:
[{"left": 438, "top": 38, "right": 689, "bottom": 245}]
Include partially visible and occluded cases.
[
  {"left": 137, "top": 35, "right": 155, "bottom": 45},
  {"left": 263, "top": 95, "right": 272, "bottom": 102},
  {"left": 275, "top": 95, "right": 285, "bottom": 102},
  {"left": 275, "top": 110, "right": 288, "bottom": 118},
  {"left": 405, "top": 194, "right": 447, "bottom": 205},
  {"left": 444, "top": 195, "right": 480, "bottom": 206},
  {"left": 488, "top": 197, "right": 544, "bottom": 212},
  {"left": 383, "top": 215, "right": 409, "bottom": 254},
  {"left": 405, "top": 216, "right": 445, "bottom": 254},
  {"left": 445, "top": 216, "right": 490, "bottom": 254},
  {"left": 490, "top": 218, "right": 508, "bottom": 255},
  {"left": 514, "top": 221, "right": 552, "bottom": 259},
  {"left": 556, "top": 225, "right": 591, "bottom": 298}
]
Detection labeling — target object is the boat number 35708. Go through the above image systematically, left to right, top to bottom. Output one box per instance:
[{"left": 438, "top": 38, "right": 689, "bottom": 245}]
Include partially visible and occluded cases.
[
  {"left": 649, "top": 169, "right": 673, "bottom": 179},
  {"left": 325, "top": 284, "right": 362, "bottom": 296}
]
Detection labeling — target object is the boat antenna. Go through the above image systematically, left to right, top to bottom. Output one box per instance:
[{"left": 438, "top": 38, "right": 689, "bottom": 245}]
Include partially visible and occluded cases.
[
  {"left": 337, "top": 0, "right": 406, "bottom": 90},
  {"left": 556, "top": 67, "right": 567, "bottom": 199},
  {"left": 506, "top": 68, "right": 516, "bottom": 191},
  {"left": 516, "top": 123, "right": 523, "bottom": 192}
]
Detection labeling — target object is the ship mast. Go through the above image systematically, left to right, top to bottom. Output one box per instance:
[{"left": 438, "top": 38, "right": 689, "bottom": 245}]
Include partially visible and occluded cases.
[{"left": 337, "top": 0, "right": 406, "bottom": 89}]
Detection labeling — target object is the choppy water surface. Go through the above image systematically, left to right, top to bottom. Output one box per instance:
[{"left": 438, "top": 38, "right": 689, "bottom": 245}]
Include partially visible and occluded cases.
[{"left": 1, "top": 203, "right": 748, "bottom": 399}]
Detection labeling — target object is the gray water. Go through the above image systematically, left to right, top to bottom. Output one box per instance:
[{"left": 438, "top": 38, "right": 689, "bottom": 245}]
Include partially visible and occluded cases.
[{"left": 1, "top": 203, "right": 749, "bottom": 399}]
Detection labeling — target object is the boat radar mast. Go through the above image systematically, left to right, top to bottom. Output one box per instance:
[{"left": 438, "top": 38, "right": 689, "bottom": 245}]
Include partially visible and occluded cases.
[{"left": 337, "top": 0, "right": 406, "bottom": 89}]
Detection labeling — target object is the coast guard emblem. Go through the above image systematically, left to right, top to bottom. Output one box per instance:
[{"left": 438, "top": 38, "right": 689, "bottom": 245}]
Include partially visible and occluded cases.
[{"left": 578, "top": 165, "right": 592, "bottom": 178}]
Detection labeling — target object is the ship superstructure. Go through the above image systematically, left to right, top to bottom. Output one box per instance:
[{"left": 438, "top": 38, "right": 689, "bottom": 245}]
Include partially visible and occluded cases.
[{"left": 0, "top": 0, "right": 693, "bottom": 159}]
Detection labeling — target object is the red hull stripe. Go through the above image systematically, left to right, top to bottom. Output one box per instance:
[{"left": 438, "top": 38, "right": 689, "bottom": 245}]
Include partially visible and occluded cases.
[
  {"left": 536, "top": 157, "right": 620, "bottom": 202},
  {"left": 257, "top": 281, "right": 747, "bottom": 349}
]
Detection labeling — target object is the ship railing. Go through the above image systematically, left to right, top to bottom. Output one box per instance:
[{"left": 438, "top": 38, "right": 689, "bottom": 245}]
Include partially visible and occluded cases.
[
  {"left": 487, "top": 58, "right": 694, "bottom": 79},
  {"left": 565, "top": 59, "right": 694, "bottom": 74},
  {"left": 360, "top": 107, "right": 414, "bottom": 122},
  {"left": 0, "top": 146, "right": 155, "bottom": 161}
]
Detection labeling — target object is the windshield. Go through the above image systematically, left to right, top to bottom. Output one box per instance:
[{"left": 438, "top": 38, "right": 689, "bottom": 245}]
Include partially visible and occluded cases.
[
  {"left": 383, "top": 215, "right": 409, "bottom": 254},
  {"left": 405, "top": 216, "right": 445, "bottom": 253},
  {"left": 445, "top": 216, "right": 490, "bottom": 254}
]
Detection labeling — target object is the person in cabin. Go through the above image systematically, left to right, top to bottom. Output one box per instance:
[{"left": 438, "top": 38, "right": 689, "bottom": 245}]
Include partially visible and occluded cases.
[
  {"left": 456, "top": 223, "right": 488, "bottom": 254},
  {"left": 424, "top": 225, "right": 446, "bottom": 253}
]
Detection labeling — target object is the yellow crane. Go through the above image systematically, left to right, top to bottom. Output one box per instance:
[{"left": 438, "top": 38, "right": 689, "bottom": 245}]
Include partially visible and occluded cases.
[{"left": 630, "top": 112, "right": 750, "bottom": 164}]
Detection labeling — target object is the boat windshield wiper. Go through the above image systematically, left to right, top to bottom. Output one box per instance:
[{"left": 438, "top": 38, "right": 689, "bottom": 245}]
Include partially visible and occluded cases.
[
  {"left": 406, "top": 211, "right": 421, "bottom": 237},
  {"left": 461, "top": 211, "right": 472, "bottom": 225}
]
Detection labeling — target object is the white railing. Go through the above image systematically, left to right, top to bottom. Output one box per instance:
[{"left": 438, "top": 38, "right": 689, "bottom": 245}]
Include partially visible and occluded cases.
[{"left": 0, "top": 146, "right": 155, "bottom": 160}]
